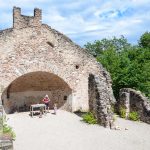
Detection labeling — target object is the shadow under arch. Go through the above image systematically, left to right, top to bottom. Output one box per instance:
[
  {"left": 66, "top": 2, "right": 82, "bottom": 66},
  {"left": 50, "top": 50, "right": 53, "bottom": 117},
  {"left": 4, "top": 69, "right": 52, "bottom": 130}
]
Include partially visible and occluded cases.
[{"left": 2, "top": 71, "right": 72, "bottom": 114}]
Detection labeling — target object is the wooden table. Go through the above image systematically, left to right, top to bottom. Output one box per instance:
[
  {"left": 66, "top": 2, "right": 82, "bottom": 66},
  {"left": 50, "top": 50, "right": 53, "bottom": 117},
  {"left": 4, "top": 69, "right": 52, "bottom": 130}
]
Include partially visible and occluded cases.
[{"left": 30, "top": 104, "right": 46, "bottom": 117}]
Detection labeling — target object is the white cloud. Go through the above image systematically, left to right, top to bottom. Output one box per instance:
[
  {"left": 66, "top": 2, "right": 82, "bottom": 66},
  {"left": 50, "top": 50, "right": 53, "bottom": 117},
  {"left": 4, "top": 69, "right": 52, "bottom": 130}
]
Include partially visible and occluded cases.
[{"left": 0, "top": 0, "right": 150, "bottom": 46}]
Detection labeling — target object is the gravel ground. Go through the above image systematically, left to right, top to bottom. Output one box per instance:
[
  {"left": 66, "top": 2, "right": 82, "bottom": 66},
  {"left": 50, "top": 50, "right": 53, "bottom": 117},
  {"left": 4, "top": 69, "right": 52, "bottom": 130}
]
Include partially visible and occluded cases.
[{"left": 7, "top": 110, "right": 150, "bottom": 150}]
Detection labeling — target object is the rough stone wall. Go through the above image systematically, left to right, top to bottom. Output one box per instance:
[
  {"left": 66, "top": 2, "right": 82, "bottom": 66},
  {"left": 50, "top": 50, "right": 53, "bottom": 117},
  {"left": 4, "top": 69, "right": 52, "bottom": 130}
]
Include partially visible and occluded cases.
[
  {"left": 0, "top": 7, "right": 115, "bottom": 127},
  {"left": 13, "top": 7, "right": 42, "bottom": 29},
  {"left": 0, "top": 24, "right": 115, "bottom": 113},
  {"left": 88, "top": 74, "right": 114, "bottom": 127},
  {"left": 119, "top": 88, "right": 150, "bottom": 124},
  {"left": 5, "top": 90, "right": 71, "bottom": 113},
  {"left": 0, "top": 105, "right": 3, "bottom": 130}
]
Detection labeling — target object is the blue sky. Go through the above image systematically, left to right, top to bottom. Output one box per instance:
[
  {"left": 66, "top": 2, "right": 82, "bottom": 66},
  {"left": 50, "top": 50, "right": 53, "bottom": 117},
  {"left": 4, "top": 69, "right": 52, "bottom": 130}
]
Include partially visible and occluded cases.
[{"left": 0, "top": 0, "right": 150, "bottom": 46}]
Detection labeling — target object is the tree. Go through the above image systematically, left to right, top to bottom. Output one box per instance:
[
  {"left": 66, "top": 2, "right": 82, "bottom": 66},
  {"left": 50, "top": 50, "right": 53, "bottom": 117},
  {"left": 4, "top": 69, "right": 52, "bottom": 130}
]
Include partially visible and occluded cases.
[
  {"left": 139, "top": 32, "right": 150, "bottom": 48},
  {"left": 85, "top": 34, "right": 150, "bottom": 99},
  {"left": 85, "top": 36, "right": 131, "bottom": 57}
]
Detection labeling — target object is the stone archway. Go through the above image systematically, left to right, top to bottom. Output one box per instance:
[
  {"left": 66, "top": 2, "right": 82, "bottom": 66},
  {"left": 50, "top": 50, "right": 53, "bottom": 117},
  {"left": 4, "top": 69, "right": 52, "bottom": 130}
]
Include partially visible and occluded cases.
[{"left": 2, "top": 71, "right": 72, "bottom": 114}]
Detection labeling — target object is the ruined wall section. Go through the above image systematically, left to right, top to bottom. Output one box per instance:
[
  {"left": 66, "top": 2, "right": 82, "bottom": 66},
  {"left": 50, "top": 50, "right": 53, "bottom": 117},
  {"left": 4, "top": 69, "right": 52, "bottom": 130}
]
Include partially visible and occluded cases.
[
  {"left": 13, "top": 7, "right": 42, "bottom": 29},
  {"left": 0, "top": 22, "right": 115, "bottom": 112},
  {"left": 42, "top": 24, "right": 115, "bottom": 106},
  {"left": 88, "top": 74, "right": 114, "bottom": 127},
  {"left": 119, "top": 88, "right": 150, "bottom": 124}
]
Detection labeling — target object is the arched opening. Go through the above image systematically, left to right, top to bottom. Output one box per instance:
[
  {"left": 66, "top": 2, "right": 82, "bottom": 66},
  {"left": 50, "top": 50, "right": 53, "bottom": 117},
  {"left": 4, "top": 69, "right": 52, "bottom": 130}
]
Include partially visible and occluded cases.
[{"left": 2, "top": 71, "right": 72, "bottom": 113}]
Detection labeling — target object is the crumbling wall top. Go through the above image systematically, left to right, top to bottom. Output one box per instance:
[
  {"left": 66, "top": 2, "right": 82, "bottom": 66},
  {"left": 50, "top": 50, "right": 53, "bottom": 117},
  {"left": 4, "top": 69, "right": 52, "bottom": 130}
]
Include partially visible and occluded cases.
[{"left": 13, "top": 6, "right": 42, "bottom": 29}]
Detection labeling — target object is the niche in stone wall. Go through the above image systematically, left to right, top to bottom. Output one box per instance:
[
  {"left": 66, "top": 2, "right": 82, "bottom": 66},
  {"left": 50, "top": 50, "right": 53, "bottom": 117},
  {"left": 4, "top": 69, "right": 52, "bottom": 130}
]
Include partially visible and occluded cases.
[
  {"left": 47, "top": 41, "right": 54, "bottom": 48},
  {"left": 2, "top": 71, "right": 72, "bottom": 113}
]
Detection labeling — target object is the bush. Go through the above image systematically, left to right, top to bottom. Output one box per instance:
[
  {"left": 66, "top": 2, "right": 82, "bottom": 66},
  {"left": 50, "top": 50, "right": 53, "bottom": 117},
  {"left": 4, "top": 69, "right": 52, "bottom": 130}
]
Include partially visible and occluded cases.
[
  {"left": 119, "top": 107, "right": 126, "bottom": 118},
  {"left": 129, "top": 111, "right": 139, "bottom": 121},
  {"left": 82, "top": 112, "right": 97, "bottom": 124},
  {"left": 1, "top": 116, "right": 16, "bottom": 140},
  {"left": 3, "top": 124, "right": 16, "bottom": 140}
]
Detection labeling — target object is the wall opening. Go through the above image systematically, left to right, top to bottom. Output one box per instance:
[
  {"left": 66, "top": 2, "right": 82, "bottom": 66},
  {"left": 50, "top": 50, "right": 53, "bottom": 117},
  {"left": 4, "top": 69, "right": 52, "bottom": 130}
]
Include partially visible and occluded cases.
[
  {"left": 47, "top": 41, "right": 54, "bottom": 48},
  {"left": 75, "top": 65, "right": 79, "bottom": 69},
  {"left": 2, "top": 71, "right": 72, "bottom": 114}
]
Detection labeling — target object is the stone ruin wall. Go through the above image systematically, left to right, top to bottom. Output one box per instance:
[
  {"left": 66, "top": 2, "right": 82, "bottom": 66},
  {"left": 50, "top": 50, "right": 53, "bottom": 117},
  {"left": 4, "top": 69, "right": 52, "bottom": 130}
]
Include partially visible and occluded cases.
[
  {"left": 13, "top": 6, "right": 42, "bottom": 29},
  {"left": 0, "top": 7, "right": 115, "bottom": 127},
  {"left": 0, "top": 27, "right": 115, "bottom": 112},
  {"left": 88, "top": 74, "right": 114, "bottom": 127},
  {"left": 119, "top": 88, "right": 150, "bottom": 124}
]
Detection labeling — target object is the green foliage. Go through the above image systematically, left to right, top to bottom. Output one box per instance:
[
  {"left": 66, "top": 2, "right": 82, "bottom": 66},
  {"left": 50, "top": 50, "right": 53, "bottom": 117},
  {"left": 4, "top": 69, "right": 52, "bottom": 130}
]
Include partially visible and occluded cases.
[
  {"left": 139, "top": 32, "right": 150, "bottom": 48},
  {"left": 85, "top": 34, "right": 150, "bottom": 99},
  {"left": 85, "top": 36, "right": 131, "bottom": 57},
  {"left": 119, "top": 107, "right": 126, "bottom": 118},
  {"left": 128, "top": 111, "right": 139, "bottom": 121},
  {"left": 82, "top": 112, "right": 97, "bottom": 124},
  {"left": 1, "top": 116, "right": 16, "bottom": 140},
  {"left": 3, "top": 124, "right": 16, "bottom": 140}
]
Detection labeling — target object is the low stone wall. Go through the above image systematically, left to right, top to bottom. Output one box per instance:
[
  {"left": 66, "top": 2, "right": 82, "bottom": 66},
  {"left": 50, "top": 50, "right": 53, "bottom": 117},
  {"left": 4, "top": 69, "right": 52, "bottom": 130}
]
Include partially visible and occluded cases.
[{"left": 119, "top": 88, "right": 150, "bottom": 124}]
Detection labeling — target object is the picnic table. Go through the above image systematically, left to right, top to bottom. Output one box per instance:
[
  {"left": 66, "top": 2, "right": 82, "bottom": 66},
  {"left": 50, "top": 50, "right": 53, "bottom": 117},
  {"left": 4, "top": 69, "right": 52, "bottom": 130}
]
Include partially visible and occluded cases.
[{"left": 30, "top": 104, "right": 46, "bottom": 117}]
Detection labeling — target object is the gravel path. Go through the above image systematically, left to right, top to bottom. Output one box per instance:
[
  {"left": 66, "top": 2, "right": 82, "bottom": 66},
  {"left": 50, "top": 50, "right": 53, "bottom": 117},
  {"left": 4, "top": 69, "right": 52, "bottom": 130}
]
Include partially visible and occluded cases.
[{"left": 7, "top": 110, "right": 150, "bottom": 150}]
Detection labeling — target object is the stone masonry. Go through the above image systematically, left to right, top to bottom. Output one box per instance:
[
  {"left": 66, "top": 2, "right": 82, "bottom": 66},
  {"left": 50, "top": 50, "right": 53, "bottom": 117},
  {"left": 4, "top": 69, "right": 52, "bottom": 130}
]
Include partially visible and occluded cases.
[
  {"left": 0, "top": 7, "right": 115, "bottom": 127},
  {"left": 89, "top": 74, "right": 114, "bottom": 127},
  {"left": 119, "top": 88, "right": 150, "bottom": 124}
]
